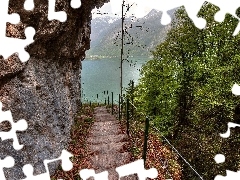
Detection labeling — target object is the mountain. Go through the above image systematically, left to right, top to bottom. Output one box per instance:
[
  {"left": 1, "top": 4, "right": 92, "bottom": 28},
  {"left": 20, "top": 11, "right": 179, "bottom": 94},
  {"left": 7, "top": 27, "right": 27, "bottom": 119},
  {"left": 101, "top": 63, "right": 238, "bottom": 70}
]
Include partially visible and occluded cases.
[{"left": 86, "top": 9, "right": 175, "bottom": 59}]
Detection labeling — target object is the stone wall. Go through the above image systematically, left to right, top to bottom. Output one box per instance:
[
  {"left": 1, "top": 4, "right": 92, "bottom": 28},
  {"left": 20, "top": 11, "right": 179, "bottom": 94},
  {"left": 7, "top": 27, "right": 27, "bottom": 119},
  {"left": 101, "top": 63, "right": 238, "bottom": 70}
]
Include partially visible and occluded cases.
[{"left": 0, "top": 0, "right": 108, "bottom": 179}]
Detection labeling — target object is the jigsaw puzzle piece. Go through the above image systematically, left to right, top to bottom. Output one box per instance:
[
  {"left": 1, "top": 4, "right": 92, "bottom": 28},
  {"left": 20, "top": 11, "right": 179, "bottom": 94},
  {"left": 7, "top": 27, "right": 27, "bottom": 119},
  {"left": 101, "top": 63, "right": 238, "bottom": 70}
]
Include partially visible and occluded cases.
[
  {"left": 0, "top": 0, "right": 20, "bottom": 37},
  {"left": 0, "top": 0, "right": 36, "bottom": 62},
  {"left": 48, "top": 0, "right": 67, "bottom": 22},
  {"left": 149, "top": 0, "right": 206, "bottom": 27},
  {"left": 150, "top": 0, "right": 240, "bottom": 32},
  {"left": 154, "top": 0, "right": 185, "bottom": 25},
  {"left": 184, "top": 0, "right": 207, "bottom": 29},
  {"left": 207, "top": 0, "right": 240, "bottom": 35},
  {"left": 208, "top": 0, "right": 240, "bottom": 22},
  {"left": 200, "top": 4, "right": 240, "bottom": 37},
  {"left": 6, "top": 13, "right": 20, "bottom": 25},
  {"left": 233, "top": 19, "right": 240, "bottom": 36},
  {"left": 0, "top": 26, "right": 35, "bottom": 62},
  {"left": 16, "top": 27, "right": 35, "bottom": 61},
  {"left": 0, "top": 102, "right": 28, "bottom": 150},
  {"left": 44, "top": 149, "right": 73, "bottom": 172},
  {"left": 21, "top": 150, "right": 73, "bottom": 179},
  {"left": 0, "top": 156, "right": 14, "bottom": 180},
  {"left": 115, "top": 159, "right": 158, "bottom": 180},
  {"left": 21, "top": 164, "right": 50, "bottom": 180},
  {"left": 79, "top": 169, "right": 109, "bottom": 180}
]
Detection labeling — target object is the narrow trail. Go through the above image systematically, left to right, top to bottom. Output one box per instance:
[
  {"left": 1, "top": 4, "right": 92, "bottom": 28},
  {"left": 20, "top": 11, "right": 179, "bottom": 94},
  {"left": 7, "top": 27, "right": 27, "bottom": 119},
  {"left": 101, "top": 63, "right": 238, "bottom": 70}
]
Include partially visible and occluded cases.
[{"left": 87, "top": 106, "right": 137, "bottom": 180}]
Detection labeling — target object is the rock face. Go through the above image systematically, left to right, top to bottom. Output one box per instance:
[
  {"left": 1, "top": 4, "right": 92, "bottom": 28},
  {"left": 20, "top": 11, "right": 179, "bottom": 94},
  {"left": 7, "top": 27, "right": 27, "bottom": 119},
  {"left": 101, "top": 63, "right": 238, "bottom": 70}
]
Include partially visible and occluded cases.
[{"left": 0, "top": 0, "right": 108, "bottom": 179}]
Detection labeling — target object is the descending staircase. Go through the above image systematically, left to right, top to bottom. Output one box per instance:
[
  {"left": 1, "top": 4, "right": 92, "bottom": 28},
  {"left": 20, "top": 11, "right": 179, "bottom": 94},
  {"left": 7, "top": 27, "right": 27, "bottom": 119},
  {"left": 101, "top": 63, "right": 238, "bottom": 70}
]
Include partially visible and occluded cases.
[{"left": 87, "top": 107, "right": 137, "bottom": 180}]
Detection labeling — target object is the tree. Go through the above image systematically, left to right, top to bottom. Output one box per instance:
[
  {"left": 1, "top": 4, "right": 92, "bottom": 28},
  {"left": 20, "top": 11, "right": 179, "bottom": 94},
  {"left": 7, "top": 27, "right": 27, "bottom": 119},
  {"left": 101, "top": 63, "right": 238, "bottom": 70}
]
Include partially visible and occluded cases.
[{"left": 133, "top": 3, "right": 240, "bottom": 179}]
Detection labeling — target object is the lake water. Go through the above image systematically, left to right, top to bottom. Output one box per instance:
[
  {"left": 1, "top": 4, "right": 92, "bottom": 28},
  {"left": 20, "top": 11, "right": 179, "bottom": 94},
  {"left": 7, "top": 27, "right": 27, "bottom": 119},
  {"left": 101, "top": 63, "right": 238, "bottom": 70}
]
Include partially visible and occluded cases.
[{"left": 81, "top": 57, "right": 149, "bottom": 103}]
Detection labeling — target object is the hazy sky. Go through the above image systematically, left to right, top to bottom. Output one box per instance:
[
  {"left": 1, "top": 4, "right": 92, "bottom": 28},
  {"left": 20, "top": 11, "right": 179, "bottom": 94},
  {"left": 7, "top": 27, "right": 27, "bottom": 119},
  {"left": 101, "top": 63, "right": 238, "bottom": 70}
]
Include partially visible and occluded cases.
[{"left": 92, "top": 0, "right": 161, "bottom": 19}]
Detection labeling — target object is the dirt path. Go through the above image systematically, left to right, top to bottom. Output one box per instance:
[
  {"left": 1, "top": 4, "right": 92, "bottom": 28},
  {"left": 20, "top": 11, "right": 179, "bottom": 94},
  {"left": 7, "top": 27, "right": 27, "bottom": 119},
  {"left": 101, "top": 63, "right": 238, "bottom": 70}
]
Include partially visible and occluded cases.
[{"left": 87, "top": 106, "right": 137, "bottom": 180}]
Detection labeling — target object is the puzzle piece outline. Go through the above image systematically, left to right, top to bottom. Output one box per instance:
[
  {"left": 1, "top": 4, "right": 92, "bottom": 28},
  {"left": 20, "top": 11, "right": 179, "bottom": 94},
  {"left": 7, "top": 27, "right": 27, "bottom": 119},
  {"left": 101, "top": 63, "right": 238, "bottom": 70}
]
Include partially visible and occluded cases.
[
  {"left": 0, "top": 0, "right": 36, "bottom": 62},
  {"left": 0, "top": 0, "right": 82, "bottom": 63},
  {"left": 2, "top": 0, "right": 240, "bottom": 179},
  {"left": 112, "top": 0, "right": 240, "bottom": 35},
  {"left": 214, "top": 84, "right": 240, "bottom": 179},
  {"left": 0, "top": 102, "right": 28, "bottom": 150},
  {"left": 21, "top": 150, "right": 73, "bottom": 180},
  {"left": 0, "top": 156, "right": 15, "bottom": 180},
  {"left": 79, "top": 159, "right": 158, "bottom": 180},
  {"left": 116, "top": 159, "right": 158, "bottom": 180},
  {"left": 80, "top": 169, "right": 109, "bottom": 180},
  {"left": 215, "top": 170, "right": 240, "bottom": 180}
]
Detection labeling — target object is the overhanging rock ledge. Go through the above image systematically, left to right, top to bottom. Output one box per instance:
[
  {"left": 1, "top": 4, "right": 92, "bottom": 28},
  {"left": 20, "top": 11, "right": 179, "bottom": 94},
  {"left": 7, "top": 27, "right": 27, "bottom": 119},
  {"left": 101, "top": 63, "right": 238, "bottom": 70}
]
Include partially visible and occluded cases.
[{"left": 0, "top": 0, "right": 109, "bottom": 179}]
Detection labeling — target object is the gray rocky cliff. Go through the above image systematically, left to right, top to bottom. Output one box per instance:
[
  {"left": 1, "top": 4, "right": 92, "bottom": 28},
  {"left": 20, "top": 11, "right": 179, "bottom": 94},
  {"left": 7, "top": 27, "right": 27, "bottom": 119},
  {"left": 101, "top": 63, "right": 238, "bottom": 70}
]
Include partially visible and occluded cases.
[{"left": 0, "top": 0, "right": 109, "bottom": 179}]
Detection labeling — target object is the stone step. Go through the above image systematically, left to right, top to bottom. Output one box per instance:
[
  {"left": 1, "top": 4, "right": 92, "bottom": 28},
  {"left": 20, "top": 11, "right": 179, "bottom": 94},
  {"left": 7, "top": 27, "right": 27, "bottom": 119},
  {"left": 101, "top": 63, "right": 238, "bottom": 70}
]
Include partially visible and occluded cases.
[
  {"left": 86, "top": 107, "right": 136, "bottom": 180},
  {"left": 94, "top": 107, "right": 109, "bottom": 114},
  {"left": 94, "top": 114, "right": 117, "bottom": 122},
  {"left": 91, "top": 121, "right": 119, "bottom": 127},
  {"left": 90, "top": 126, "right": 122, "bottom": 136},
  {"left": 89, "top": 130, "right": 122, "bottom": 137},
  {"left": 87, "top": 134, "right": 129, "bottom": 145},
  {"left": 89, "top": 142, "right": 131, "bottom": 154},
  {"left": 89, "top": 152, "right": 132, "bottom": 170}
]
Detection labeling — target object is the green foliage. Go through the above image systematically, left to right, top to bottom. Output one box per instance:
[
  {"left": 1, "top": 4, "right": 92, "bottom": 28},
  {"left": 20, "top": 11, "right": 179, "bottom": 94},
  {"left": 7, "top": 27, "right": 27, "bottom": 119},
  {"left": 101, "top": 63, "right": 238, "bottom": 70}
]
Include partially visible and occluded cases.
[{"left": 130, "top": 3, "right": 240, "bottom": 179}]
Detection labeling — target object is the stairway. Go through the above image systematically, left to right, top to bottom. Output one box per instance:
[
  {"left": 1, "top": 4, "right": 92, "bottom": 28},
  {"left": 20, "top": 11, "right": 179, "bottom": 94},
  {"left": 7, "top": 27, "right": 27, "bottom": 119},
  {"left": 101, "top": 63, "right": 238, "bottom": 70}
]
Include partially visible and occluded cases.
[{"left": 87, "top": 107, "right": 137, "bottom": 180}]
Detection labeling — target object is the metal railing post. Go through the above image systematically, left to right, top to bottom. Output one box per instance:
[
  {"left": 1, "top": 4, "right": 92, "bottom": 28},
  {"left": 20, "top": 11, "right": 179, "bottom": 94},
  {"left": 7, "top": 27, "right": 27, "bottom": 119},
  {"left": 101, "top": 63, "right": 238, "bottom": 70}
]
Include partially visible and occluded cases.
[
  {"left": 131, "top": 80, "right": 134, "bottom": 118},
  {"left": 112, "top": 92, "right": 114, "bottom": 115},
  {"left": 118, "top": 94, "right": 121, "bottom": 120},
  {"left": 121, "top": 95, "right": 123, "bottom": 118},
  {"left": 126, "top": 98, "right": 130, "bottom": 136},
  {"left": 142, "top": 116, "right": 150, "bottom": 167}
]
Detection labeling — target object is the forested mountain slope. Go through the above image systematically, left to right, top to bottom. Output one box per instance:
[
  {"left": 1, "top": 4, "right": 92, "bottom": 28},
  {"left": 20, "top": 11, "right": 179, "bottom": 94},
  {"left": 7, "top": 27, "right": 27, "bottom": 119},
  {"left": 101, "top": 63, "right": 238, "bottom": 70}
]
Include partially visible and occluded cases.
[{"left": 87, "top": 9, "right": 175, "bottom": 58}]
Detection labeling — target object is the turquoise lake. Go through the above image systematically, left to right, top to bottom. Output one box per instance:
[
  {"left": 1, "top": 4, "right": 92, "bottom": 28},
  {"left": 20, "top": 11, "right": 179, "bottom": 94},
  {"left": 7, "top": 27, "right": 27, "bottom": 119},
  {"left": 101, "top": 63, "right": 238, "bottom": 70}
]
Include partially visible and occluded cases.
[{"left": 81, "top": 57, "right": 149, "bottom": 103}]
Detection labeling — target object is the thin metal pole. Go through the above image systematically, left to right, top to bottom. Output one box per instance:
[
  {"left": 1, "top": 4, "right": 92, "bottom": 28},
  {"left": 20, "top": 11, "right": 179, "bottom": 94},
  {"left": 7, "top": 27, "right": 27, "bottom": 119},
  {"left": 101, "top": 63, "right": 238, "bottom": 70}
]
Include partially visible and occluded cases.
[
  {"left": 120, "top": 0, "right": 124, "bottom": 113},
  {"left": 131, "top": 80, "right": 134, "bottom": 118},
  {"left": 112, "top": 92, "right": 114, "bottom": 115},
  {"left": 97, "top": 94, "right": 99, "bottom": 106},
  {"left": 118, "top": 94, "right": 121, "bottom": 120},
  {"left": 108, "top": 96, "right": 110, "bottom": 105},
  {"left": 126, "top": 98, "right": 130, "bottom": 136},
  {"left": 142, "top": 117, "right": 150, "bottom": 167}
]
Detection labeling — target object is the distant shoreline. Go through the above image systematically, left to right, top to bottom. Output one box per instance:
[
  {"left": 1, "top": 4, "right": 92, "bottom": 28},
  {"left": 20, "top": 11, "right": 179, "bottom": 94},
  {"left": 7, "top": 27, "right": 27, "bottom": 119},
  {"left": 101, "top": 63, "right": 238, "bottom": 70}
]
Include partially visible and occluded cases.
[{"left": 85, "top": 55, "right": 152, "bottom": 60}]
